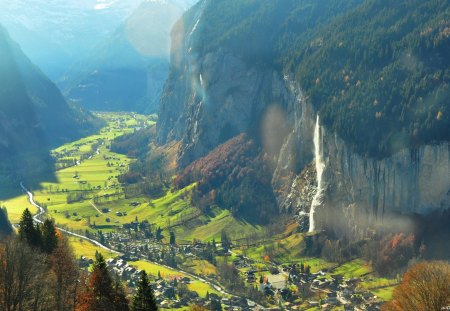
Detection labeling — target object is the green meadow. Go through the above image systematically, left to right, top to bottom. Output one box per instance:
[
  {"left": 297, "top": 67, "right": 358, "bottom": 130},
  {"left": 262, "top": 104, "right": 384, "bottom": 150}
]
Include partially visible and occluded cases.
[{"left": 1, "top": 112, "right": 263, "bottom": 255}]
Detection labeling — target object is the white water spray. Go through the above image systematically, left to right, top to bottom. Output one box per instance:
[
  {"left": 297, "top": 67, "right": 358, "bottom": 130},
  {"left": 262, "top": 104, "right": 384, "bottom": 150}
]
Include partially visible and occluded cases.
[{"left": 309, "top": 115, "right": 325, "bottom": 232}]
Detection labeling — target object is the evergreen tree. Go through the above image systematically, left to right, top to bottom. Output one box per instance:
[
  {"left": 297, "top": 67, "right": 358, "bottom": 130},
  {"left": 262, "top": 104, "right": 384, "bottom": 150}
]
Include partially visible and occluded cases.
[
  {"left": 18, "top": 208, "right": 41, "bottom": 248},
  {"left": 41, "top": 219, "right": 58, "bottom": 254},
  {"left": 156, "top": 227, "right": 163, "bottom": 241},
  {"left": 221, "top": 230, "right": 231, "bottom": 252},
  {"left": 169, "top": 231, "right": 176, "bottom": 245},
  {"left": 131, "top": 271, "right": 158, "bottom": 311},
  {"left": 210, "top": 298, "right": 222, "bottom": 311}
]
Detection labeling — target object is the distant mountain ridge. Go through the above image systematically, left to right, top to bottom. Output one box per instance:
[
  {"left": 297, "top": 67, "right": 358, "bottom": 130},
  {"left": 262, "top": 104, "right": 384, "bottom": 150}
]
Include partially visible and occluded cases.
[
  {"left": 0, "top": 0, "right": 144, "bottom": 79},
  {"left": 60, "top": 0, "right": 198, "bottom": 113},
  {"left": 0, "top": 25, "right": 99, "bottom": 191}
]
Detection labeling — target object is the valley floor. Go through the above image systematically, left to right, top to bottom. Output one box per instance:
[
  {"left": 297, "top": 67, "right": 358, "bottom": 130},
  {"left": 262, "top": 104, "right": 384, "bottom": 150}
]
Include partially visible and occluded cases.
[{"left": 1, "top": 112, "right": 396, "bottom": 310}]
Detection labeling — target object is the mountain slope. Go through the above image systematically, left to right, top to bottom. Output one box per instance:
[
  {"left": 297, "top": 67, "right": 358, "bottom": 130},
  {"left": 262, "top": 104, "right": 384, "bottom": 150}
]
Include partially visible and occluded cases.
[
  {"left": 61, "top": 0, "right": 198, "bottom": 113},
  {"left": 157, "top": 0, "right": 450, "bottom": 236},
  {"left": 292, "top": 0, "right": 450, "bottom": 158},
  {"left": 0, "top": 25, "right": 99, "bottom": 192}
]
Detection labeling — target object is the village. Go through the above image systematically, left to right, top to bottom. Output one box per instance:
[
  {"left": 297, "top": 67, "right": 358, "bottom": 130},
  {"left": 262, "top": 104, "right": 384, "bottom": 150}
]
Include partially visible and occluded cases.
[{"left": 78, "top": 218, "right": 385, "bottom": 311}]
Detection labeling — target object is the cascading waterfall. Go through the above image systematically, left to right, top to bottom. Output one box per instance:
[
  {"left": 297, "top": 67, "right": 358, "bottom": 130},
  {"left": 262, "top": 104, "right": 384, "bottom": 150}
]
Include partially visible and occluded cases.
[{"left": 309, "top": 115, "right": 325, "bottom": 232}]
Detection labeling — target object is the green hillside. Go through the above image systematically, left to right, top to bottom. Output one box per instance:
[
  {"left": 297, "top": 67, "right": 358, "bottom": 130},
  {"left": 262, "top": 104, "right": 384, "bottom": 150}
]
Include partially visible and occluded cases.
[
  {"left": 186, "top": 0, "right": 450, "bottom": 157},
  {"left": 0, "top": 25, "right": 100, "bottom": 194}
]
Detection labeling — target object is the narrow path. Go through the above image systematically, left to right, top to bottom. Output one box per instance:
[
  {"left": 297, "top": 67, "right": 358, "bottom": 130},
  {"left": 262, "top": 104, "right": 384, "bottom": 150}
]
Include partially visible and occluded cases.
[
  {"left": 19, "top": 183, "right": 264, "bottom": 309},
  {"left": 89, "top": 200, "right": 104, "bottom": 215}
]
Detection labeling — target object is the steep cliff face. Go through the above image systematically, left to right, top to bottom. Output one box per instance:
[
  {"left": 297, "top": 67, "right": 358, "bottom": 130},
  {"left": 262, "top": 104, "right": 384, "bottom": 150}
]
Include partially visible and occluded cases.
[
  {"left": 158, "top": 0, "right": 450, "bottom": 236},
  {"left": 157, "top": 1, "right": 315, "bottom": 171},
  {"left": 158, "top": 29, "right": 317, "bottom": 202},
  {"left": 313, "top": 125, "right": 450, "bottom": 237}
]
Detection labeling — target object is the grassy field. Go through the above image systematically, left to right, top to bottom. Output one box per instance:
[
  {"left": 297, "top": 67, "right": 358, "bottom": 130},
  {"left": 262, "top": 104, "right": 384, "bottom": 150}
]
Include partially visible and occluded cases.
[
  {"left": 1, "top": 111, "right": 265, "bottom": 266},
  {"left": 2, "top": 194, "right": 38, "bottom": 223},
  {"left": 68, "top": 236, "right": 112, "bottom": 260},
  {"left": 183, "top": 259, "right": 218, "bottom": 276},
  {"left": 332, "top": 259, "right": 371, "bottom": 278},
  {"left": 129, "top": 260, "right": 220, "bottom": 298},
  {"left": 130, "top": 260, "right": 188, "bottom": 279}
]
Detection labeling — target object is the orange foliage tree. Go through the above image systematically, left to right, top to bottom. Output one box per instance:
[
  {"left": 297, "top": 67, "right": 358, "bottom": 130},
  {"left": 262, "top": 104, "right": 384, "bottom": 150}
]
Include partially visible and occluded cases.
[
  {"left": 77, "top": 253, "right": 129, "bottom": 311},
  {"left": 382, "top": 261, "right": 450, "bottom": 311}
]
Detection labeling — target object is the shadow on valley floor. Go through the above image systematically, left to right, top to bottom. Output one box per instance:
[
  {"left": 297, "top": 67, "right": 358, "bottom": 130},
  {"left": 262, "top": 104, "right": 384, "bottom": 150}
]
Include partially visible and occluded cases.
[{"left": 0, "top": 151, "right": 57, "bottom": 201}]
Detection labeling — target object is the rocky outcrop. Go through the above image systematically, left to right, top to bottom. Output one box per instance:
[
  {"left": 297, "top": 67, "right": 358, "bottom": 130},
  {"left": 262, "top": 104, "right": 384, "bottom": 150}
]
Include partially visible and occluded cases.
[
  {"left": 157, "top": 1, "right": 315, "bottom": 171},
  {"left": 313, "top": 124, "right": 450, "bottom": 238}
]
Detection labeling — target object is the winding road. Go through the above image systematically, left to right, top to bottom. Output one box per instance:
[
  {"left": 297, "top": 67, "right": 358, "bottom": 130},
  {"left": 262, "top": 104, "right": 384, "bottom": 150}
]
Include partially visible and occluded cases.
[
  {"left": 20, "top": 182, "right": 121, "bottom": 254},
  {"left": 20, "top": 183, "right": 264, "bottom": 310}
]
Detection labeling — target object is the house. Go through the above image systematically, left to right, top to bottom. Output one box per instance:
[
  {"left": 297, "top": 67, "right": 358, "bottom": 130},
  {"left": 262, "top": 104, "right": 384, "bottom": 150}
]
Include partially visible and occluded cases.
[
  {"left": 326, "top": 292, "right": 338, "bottom": 304},
  {"left": 222, "top": 298, "right": 231, "bottom": 306}
]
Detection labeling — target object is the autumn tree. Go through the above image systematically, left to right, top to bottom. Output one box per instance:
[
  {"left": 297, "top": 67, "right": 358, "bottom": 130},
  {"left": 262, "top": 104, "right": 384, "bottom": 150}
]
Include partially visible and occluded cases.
[
  {"left": 0, "top": 209, "right": 80, "bottom": 310},
  {"left": 373, "top": 233, "right": 417, "bottom": 276},
  {"left": 49, "top": 234, "right": 79, "bottom": 311},
  {"left": 0, "top": 238, "right": 48, "bottom": 310},
  {"left": 77, "top": 253, "right": 129, "bottom": 311},
  {"left": 382, "top": 261, "right": 450, "bottom": 311},
  {"left": 131, "top": 271, "right": 158, "bottom": 311},
  {"left": 189, "top": 305, "right": 207, "bottom": 311}
]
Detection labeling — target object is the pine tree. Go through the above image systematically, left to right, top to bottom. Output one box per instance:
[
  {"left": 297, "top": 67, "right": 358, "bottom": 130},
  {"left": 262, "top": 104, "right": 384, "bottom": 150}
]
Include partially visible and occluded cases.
[
  {"left": 18, "top": 208, "right": 41, "bottom": 248},
  {"left": 41, "top": 219, "right": 58, "bottom": 254},
  {"left": 221, "top": 230, "right": 231, "bottom": 252},
  {"left": 169, "top": 231, "right": 176, "bottom": 245},
  {"left": 131, "top": 271, "right": 158, "bottom": 311}
]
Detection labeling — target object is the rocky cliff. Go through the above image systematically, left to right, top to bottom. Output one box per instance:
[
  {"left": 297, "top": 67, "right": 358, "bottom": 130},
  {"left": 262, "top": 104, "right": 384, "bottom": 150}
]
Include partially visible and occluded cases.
[
  {"left": 157, "top": 0, "right": 450, "bottom": 236},
  {"left": 314, "top": 124, "right": 450, "bottom": 238}
]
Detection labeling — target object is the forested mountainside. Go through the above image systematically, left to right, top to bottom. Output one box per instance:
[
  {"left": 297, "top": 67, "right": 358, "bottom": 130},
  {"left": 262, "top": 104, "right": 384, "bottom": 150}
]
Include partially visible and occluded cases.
[
  {"left": 61, "top": 0, "right": 197, "bottom": 113},
  {"left": 156, "top": 0, "right": 450, "bottom": 236},
  {"left": 161, "top": 0, "right": 450, "bottom": 158},
  {"left": 0, "top": 25, "right": 99, "bottom": 191}
]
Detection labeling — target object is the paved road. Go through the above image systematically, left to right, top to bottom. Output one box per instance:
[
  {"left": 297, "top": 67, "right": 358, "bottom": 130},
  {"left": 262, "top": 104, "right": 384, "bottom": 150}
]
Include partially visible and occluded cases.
[
  {"left": 21, "top": 182, "right": 121, "bottom": 255},
  {"left": 20, "top": 183, "right": 264, "bottom": 310}
]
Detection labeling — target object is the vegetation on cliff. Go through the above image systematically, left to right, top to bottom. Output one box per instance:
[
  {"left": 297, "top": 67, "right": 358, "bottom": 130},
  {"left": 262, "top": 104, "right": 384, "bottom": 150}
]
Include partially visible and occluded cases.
[{"left": 184, "top": 0, "right": 450, "bottom": 157}]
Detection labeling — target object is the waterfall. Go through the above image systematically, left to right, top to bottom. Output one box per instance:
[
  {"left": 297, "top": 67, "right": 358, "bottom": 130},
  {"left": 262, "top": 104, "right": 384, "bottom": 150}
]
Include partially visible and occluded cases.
[{"left": 309, "top": 115, "right": 325, "bottom": 232}]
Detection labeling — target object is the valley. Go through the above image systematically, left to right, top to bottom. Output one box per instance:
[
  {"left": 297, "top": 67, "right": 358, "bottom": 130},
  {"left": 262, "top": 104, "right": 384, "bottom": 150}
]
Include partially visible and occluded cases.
[
  {"left": 1, "top": 0, "right": 448, "bottom": 310},
  {"left": 2, "top": 112, "right": 397, "bottom": 310}
]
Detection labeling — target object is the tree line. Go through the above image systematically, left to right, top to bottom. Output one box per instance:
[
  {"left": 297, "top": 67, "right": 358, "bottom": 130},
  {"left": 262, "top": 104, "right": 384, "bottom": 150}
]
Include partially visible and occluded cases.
[{"left": 0, "top": 208, "right": 158, "bottom": 311}]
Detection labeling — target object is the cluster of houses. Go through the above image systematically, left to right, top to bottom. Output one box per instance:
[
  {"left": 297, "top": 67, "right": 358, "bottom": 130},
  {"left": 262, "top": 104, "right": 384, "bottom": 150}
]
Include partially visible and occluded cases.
[
  {"left": 82, "top": 220, "right": 387, "bottom": 311},
  {"left": 220, "top": 252, "right": 385, "bottom": 311},
  {"left": 102, "top": 257, "right": 258, "bottom": 310},
  {"left": 284, "top": 265, "right": 383, "bottom": 310}
]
